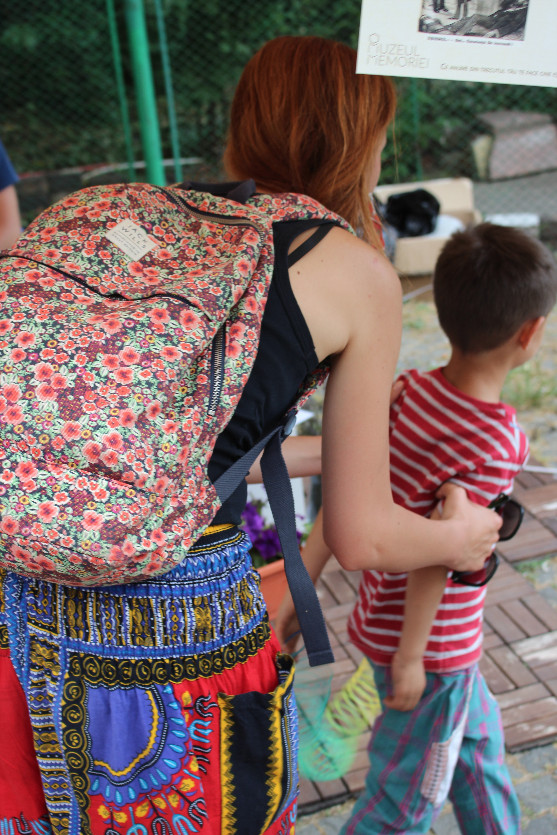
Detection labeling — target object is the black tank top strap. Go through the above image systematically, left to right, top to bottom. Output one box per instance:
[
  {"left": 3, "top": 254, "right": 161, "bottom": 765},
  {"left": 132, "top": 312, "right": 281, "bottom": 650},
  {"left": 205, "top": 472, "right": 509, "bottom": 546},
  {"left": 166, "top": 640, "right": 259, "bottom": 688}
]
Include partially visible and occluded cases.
[
  {"left": 208, "top": 217, "right": 340, "bottom": 526},
  {"left": 287, "top": 223, "right": 334, "bottom": 267}
]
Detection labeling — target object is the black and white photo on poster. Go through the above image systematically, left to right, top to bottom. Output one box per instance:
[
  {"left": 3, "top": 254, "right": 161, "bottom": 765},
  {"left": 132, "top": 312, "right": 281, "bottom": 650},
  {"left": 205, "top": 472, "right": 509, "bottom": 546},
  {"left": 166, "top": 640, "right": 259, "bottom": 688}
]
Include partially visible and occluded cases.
[{"left": 418, "top": 0, "right": 529, "bottom": 40}]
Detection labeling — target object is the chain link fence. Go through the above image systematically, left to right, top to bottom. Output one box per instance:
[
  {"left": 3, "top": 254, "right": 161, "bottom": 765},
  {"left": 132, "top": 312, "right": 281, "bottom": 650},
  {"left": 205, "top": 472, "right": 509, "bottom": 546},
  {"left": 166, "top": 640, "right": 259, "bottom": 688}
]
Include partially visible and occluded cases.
[{"left": 2, "top": 0, "right": 557, "bottom": 233}]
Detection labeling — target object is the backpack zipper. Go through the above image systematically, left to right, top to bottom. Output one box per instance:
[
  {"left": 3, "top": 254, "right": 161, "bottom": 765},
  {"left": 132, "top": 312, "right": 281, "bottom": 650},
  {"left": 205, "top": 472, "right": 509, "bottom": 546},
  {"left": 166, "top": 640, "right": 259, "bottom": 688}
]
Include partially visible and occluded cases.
[
  {"left": 162, "top": 186, "right": 265, "bottom": 235},
  {"left": 163, "top": 187, "right": 267, "bottom": 419},
  {"left": 3, "top": 191, "right": 267, "bottom": 420},
  {"left": 1, "top": 254, "right": 197, "bottom": 306},
  {"left": 208, "top": 324, "right": 226, "bottom": 417}
]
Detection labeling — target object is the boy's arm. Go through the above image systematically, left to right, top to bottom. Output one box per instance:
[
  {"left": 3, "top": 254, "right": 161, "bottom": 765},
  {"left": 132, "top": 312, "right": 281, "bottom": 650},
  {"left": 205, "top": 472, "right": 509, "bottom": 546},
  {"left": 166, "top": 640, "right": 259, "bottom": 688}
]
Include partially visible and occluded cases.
[{"left": 385, "top": 562, "right": 448, "bottom": 711}]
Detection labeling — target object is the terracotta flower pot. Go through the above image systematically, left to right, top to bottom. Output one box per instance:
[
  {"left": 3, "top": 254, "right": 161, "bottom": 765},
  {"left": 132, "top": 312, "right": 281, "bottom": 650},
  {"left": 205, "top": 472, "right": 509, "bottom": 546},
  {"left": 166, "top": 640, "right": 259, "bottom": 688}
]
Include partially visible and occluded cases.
[{"left": 257, "top": 559, "right": 288, "bottom": 620}]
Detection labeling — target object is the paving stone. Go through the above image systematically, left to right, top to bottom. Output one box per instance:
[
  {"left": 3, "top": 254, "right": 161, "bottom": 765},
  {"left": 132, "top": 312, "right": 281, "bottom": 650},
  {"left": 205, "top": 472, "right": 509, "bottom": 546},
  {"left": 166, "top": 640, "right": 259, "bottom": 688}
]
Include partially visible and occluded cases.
[
  {"left": 515, "top": 472, "right": 546, "bottom": 492},
  {"left": 518, "top": 483, "right": 557, "bottom": 519},
  {"left": 498, "top": 520, "right": 557, "bottom": 563},
  {"left": 321, "top": 570, "right": 358, "bottom": 605},
  {"left": 485, "top": 573, "right": 532, "bottom": 605},
  {"left": 316, "top": 583, "right": 337, "bottom": 609},
  {"left": 541, "top": 587, "right": 557, "bottom": 607},
  {"left": 521, "top": 595, "right": 557, "bottom": 632},
  {"left": 500, "top": 600, "right": 549, "bottom": 638},
  {"left": 324, "top": 601, "right": 355, "bottom": 624},
  {"left": 486, "top": 605, "right": 528, "bottom": 644},
  {"left": 483, "top": 630, "right": 504, "bottom": 650},
  {"left": 512, "top": 632, "right": 557, "bottom": 669},
  {"left": 488, "top": 645, "right": 537, "bottom": 687},
  {"left": 480, "top": 652, "right": 515, "bottom": 694},
  {"left": 535, "top": 661, "right": 557, "bottom": 684},
  {"left": 546, "top": 678, "right": 557, "bottom": 697},
  {"left": 497, "top": 683, "right": 550, "bottom": 711},
  {"left": 503, "top": 697, "right": 557, "bottom": 751},
  {"left": 515, "top": 743, "right": 557, "bottom": 775},
  {"left": 507, "top": 761, "right": 525, "bottom": 783},
  {"left": 343, "top": 767, "right": 368, "bottom": 794},
  {"left": 515, "top": 775, "right": 557, "bottom": 814},
  {"left": 299, "top": 778, "right": 321, "bottom": 807},
  {"left": 313, "top": 778, "right": 348, "bottom": 802},
  {"left": 297, "top": 800, "right": 356, "bottom": 834},
  {"left": 431, "top": 806, "right": 460, "bottom": 835},
  {"left": 320, "top": 812, "right": 352, "bottom": 835},
  {"left": 524, "top": 815, "right": 557, "bottom": 834},
  {"left": 296, "top": 823, "right": 323, "bottom": 835}
]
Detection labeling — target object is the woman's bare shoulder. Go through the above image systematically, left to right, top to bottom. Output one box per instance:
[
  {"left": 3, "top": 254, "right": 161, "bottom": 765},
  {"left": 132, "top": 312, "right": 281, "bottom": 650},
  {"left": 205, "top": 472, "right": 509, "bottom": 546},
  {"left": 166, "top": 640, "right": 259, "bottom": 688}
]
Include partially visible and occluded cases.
[
  {"left": 290, "top": 224, "right": 401, "bottom": 359},
  {"left": 312, "top": 226, "right": 399, "bottom": 295}
]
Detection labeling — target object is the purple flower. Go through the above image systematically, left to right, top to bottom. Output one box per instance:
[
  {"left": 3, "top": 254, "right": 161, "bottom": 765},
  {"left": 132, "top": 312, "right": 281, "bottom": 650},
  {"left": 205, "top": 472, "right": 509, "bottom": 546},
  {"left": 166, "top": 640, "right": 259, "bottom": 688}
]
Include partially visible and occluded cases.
[
  {"left": 240, "top": 499, "right": 304, "bottom": 565},
  {"left": 241, "top": 502, "right": 266, "bottom": 540},
  {"left": 254, "top": 527, "right": 282, "bottom": 561}
]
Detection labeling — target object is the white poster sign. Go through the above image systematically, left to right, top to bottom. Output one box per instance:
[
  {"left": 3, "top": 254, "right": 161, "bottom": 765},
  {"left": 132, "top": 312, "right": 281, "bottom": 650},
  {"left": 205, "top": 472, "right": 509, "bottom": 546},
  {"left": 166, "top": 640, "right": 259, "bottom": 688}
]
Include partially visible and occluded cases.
[{"left": 357, "top": 1, "right": 557, "bottom": 87}]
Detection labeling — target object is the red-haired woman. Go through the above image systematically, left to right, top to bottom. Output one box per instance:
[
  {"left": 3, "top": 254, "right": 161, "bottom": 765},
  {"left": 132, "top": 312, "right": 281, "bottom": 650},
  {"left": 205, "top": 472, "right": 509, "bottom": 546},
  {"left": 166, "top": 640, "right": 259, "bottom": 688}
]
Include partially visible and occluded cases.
[{"left": 0, "top": 36, "right": 500, "bottom": 835}]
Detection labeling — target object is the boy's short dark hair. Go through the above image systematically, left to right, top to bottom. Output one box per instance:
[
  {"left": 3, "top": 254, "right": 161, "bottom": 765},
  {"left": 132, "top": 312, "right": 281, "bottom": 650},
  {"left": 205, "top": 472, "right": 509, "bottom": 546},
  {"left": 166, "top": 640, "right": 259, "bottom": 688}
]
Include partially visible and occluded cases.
[{"left": 433, "top": 223, "right": 557, "bottom": 353}]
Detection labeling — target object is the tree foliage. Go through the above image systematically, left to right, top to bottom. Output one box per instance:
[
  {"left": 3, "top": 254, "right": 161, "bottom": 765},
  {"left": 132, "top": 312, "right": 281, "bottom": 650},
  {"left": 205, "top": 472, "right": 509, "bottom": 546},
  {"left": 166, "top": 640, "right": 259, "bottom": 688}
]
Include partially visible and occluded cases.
[{"left": 1, "top": 0, "right": 555, "bottom": 183}]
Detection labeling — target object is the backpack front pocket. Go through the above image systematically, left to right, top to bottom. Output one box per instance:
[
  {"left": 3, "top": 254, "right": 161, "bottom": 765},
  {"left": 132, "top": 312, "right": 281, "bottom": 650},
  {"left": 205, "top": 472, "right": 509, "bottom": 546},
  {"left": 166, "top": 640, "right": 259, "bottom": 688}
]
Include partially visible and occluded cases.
[{"left": 218, "top": 653, "right": 298, "bottom": 835}]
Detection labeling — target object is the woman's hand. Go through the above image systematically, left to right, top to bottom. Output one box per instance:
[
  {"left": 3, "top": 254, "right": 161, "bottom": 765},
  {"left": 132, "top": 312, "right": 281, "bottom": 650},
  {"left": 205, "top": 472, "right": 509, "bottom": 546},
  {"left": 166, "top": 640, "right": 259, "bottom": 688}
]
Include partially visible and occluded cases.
[{"left": 436, "top": 482, "right": 502, "bottom": 573}]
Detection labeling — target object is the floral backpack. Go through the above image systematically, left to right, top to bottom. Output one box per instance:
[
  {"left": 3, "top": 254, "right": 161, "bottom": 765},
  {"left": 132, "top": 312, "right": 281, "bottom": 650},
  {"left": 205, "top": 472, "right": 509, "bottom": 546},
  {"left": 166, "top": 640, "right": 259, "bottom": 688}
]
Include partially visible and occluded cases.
[{"left": 0, "top": 180, "right": 344, "bottom": 665}]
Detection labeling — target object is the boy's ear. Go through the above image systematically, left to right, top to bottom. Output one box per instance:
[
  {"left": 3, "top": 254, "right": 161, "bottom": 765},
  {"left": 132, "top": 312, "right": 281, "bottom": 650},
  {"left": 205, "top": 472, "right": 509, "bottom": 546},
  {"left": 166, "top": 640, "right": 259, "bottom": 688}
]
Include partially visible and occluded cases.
[{"left": 517, "top": 316, "right": 546, "bottom": 350}]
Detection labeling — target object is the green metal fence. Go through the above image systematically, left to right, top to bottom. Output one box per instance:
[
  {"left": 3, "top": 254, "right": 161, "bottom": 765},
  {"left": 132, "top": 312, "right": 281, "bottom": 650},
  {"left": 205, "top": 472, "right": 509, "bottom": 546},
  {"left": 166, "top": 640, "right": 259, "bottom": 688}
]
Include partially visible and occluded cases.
[{"left": 2, "top": 0, "right": 557, "bottom": 229}]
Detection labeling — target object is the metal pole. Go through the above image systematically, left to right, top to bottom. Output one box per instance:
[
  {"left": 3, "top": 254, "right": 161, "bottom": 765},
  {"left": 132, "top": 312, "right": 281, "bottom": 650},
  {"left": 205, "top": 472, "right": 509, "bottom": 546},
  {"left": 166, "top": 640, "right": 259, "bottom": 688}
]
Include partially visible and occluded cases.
[
  {"left": 106, "top": 0, "right": 136, "bottom": 180},
  {"left": 124, "top": 0, "right": 166, "bottom": 185},
  {"left": 153, "top": 0, "right": 182, "bottom": 182}
]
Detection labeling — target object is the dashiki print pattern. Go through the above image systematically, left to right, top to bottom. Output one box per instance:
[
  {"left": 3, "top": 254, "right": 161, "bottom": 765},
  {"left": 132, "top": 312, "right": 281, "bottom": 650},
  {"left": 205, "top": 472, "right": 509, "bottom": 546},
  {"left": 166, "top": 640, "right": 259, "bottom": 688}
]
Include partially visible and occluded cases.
[
  {"left": 348, "top": 367, "right": 529, "bottom": 673},
  {"left": 0, "top": 528, "right": 299, "bottom": 835},
  {"left": 0, "top": 623, "right": 53, "bottom": 833}
]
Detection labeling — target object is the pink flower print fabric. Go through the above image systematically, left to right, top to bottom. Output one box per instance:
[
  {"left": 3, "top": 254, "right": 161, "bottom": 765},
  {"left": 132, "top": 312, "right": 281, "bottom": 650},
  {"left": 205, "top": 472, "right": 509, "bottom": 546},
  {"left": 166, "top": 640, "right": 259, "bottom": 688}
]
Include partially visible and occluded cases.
[{"left": 0, "top": 184, "right": 348, "bottom": 585}]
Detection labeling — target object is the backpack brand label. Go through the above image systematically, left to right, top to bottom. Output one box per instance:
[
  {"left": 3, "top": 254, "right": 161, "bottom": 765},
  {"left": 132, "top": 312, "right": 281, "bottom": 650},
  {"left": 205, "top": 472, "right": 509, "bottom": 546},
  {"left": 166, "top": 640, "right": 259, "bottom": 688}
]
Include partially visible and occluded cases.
[{"left": 105, "top": 219, "right": 158, "bottom": 260}]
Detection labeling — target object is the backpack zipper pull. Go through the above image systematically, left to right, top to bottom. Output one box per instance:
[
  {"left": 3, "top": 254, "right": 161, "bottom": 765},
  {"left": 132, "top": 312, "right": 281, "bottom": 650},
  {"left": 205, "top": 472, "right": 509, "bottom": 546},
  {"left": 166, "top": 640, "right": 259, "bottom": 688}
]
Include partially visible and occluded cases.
[{"left": 208, "top": 324, "right": 226, "bottom": 416}]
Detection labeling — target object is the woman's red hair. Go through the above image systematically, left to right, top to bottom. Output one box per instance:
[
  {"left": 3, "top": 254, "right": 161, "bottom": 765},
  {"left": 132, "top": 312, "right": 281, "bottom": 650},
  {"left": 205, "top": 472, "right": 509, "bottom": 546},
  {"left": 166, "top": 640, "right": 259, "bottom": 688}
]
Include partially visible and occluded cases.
[{"left": 224, "top": 36, "right": 397, "bottom": 246}]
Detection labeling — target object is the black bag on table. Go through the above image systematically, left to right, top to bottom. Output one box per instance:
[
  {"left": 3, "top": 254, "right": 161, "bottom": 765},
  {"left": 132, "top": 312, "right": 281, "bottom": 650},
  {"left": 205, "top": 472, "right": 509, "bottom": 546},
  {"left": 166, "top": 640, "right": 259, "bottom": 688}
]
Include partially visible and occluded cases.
[{"left": 384, "top": 188, "right": 440, "bottom": 237}]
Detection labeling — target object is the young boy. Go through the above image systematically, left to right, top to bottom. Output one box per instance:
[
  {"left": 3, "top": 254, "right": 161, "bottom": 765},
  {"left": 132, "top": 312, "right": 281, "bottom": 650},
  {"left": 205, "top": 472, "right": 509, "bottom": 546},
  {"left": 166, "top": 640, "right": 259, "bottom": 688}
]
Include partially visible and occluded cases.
[{"left": 276, "top": 223, "right": 557, "bottom": 834}]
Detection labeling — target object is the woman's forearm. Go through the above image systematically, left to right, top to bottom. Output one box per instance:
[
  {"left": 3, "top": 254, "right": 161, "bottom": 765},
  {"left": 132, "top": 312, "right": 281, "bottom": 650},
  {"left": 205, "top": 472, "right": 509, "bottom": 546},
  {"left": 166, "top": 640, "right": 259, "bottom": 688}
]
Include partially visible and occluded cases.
[
  {"left": 246, "top": 434, "right": 322, "bottom": 483},
  {"left": 323, "top": 481, "right": 500, "bottom": 575}
]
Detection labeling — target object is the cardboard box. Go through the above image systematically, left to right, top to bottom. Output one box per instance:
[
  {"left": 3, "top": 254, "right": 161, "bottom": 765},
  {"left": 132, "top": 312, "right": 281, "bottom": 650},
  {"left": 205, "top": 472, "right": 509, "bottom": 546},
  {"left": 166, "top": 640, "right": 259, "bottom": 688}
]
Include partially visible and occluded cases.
[{"left": 374, "top": 177, "right": 482, "bottom": 276}]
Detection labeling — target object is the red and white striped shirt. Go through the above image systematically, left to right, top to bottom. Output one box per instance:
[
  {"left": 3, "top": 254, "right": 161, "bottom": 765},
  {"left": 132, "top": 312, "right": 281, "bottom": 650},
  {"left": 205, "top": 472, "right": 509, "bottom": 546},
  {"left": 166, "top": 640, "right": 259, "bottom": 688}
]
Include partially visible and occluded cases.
[{"left": 348, "top": 367, "right": 529, "bottom": 672}]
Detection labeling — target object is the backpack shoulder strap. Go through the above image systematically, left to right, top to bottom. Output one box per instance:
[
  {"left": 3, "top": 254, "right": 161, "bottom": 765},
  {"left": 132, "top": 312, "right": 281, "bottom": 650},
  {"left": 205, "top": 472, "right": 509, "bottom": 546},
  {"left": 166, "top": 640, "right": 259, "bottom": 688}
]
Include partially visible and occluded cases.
[
  {"left": 178, "top": 179, "right": 257, "bottom": 204},
  {"left": 213, "top": 411, "right": 334, "bottom": 668}
]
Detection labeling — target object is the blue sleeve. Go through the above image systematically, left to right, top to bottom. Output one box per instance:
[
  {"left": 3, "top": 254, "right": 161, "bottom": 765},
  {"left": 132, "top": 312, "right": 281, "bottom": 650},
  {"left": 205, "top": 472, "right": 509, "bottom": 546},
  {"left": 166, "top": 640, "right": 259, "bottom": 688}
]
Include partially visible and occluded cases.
[{"left": 0, "top": 139, "right": 18, "bottom": 191}]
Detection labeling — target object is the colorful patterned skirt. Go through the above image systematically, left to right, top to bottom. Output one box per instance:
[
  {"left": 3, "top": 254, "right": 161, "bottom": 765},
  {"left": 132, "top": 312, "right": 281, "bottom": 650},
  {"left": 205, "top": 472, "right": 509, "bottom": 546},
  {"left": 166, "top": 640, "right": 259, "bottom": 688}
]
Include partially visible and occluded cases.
[{"left": 0, "top": 527, "right": 298, "bottom": 835}]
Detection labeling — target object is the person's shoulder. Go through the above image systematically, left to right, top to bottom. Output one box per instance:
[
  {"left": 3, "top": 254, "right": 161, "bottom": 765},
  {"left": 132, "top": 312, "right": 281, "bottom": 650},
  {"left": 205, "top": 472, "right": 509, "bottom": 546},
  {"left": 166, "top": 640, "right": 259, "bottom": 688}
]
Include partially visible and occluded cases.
[
  {"left": 324, "top": 224, "right": 391, "bottom": 263},
  {"left": 316, "top": 226, "right": 401, "bottom": 302},
  {"left": 396, "top": 367, "right": 436, "bottom": 390},
  {"left": 391, "top": 369, "right": 451, "bottom": 420}
]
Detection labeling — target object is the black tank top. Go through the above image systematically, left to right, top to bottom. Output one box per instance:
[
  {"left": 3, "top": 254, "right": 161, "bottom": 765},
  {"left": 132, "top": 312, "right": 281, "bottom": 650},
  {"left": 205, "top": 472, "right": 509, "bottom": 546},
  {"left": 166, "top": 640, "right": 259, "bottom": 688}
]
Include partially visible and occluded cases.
[{"left": 208, "top": 219, "right": 336, "bottom": 524}]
